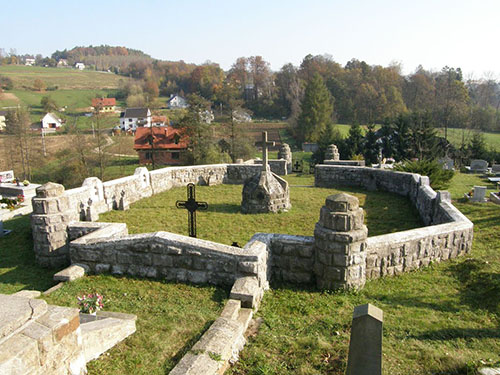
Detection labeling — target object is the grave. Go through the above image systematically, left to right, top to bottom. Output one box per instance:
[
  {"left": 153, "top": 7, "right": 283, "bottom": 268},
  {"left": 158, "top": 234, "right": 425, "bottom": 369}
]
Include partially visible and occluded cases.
[
  {"left": 241, "top": 132, "right": 291, "bottom": 214},
  {"left": 277, "top": 143, "right": 292, "bottom": 173},
  {"left": 324, "top": 144, "right": 340, "bottom": 161},
  {"left": 322, "top": 145, "right": 366, "bottom": 166},
  {"left": 438, "top": 156, "right": 454, "bottom": 170},
  {"left": 466, "top": 159, "right": 489, "bottom": 173},
  {"left": 491, "top": 164, "right": 500, "bottom": 176},
  {"left": 175, "top": 183, "right": 208, "bottom": 237},
  {"left": 471, "top": 186, "right": 487, "bottom": 202}
]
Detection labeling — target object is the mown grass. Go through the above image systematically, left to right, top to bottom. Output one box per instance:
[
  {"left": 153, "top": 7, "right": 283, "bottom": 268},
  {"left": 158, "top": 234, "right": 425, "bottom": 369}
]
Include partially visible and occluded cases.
[
  {"left": 0, "top": 65, "right": 127, "bottom": 90},
  {"left": 437, "top": 128, "right": 500, "bottom": 151},
  {"left": 98, "top": 174, "right": 423, "bottom": 245}
]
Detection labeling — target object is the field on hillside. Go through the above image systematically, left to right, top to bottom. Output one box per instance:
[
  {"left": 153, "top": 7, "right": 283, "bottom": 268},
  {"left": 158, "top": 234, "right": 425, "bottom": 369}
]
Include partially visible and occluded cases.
[
  {"left": 0, "top": 65, "right": 128, "bottom": 90},
  {"left": 437, "top": 127, "right": 500, "bottom": 150}
]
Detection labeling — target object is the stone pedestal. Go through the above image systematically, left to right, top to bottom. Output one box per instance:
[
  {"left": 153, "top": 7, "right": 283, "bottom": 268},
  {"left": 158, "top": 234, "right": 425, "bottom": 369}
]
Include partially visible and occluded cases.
[
  {"left": 278, "top": 143, "right": 292, "bottom": 174},
  {"left": 324, "top": 144, "right": 340, "bottom": 161},
  {"left": 241, "top": 166, "right": 291, "bottom": 214},
  {"left": 31, "top": 182, "right": 70, "bottom": 268},
  {"left": 314, "top": 193, "right": 367, "bottom": 290},
  {"left": 346, "top": 303, "right": 383, "bottom": 375}
]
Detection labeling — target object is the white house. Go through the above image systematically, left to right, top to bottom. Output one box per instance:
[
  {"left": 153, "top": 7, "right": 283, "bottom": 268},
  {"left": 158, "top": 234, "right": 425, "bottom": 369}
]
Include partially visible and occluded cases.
[
  {"left": 25, "top": 58, "right": 35, "bottom": 66},
  {"left": 57, "top": 59, "right": 68, "bottom": 67},
  {"left": 75, "top": 62, "right": 85, "bottom": 70},
  {"left": 167, "top": 94, "right": 188, "bottom": 109},
  {"left": 120, "top": 108, "right": 151, "bottom": 132},
  {"left": 232, "top": 109, "right": 252, "bottom": 123},
  {"left": 0, "top": 111, "right": 6, "bottom": 131},
  {"left": 41, "top": 113, "right": 63, "bottom": 131}
]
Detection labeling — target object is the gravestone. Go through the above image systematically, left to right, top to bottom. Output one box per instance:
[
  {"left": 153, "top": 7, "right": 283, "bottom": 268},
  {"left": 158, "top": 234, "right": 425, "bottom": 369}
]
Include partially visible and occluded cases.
[
  {"left": 241, "top": 132, "right": 291, "bottom": 214},
  {"left": 277, "top": 143, "right": 292, "bottom": 174},
  {"left": 324, "top": 144, "right": 340, "bottom": 161},
  {"left": 438, "top": 156, "right": 454, "bottom": 170},
  {"left": 468, "top": 159, "right": 489, "bottom": 173},
  {"left": 292, "top": 160, "right": 303, "bottom": 173},
  {"left": 491, "top": 164, "right": 500, "bottom": 175},
  {"left": 0, "top": 170, "right": 14, "bottom": 183},
  {"left": 176, "top": 183, "right": 208, "bottom": 237},
  {"left": 472, "top": 186, "right": 487, "bottom": 202},
  {"left": 119, "top": 190, "right": 129, "bottom": 211},
  {"left": 346, "top": 304, "right": 383, "bottom": 375}
]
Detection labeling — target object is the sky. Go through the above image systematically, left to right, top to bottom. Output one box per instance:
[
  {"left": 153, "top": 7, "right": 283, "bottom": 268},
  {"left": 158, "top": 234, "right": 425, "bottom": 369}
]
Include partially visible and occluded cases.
[{"left": 1, "top": 0, "right": 499, "bottom": 78}]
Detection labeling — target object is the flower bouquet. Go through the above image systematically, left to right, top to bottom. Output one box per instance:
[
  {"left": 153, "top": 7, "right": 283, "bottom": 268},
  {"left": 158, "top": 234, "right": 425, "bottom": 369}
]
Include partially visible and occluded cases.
[{"left": 77, "top": 293, "right": 104, "bottom": 314}]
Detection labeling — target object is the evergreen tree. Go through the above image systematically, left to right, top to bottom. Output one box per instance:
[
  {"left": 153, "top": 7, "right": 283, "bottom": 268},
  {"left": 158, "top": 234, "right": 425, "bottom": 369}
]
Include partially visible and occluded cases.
[
  {"left": 297, "top": 73, "right": 333, "bottom": 143},
  {"left": 409, "top": 111, "right": 436, "bottom": 160},
  {"left": 345, "top": 123, "right": 363, "bottom": 158},
  {"left": 362, "top": 124, "right": 380, "bottom": 165},
  {"left": 468, "top": 132, "right": 487, "bottom": 160}
]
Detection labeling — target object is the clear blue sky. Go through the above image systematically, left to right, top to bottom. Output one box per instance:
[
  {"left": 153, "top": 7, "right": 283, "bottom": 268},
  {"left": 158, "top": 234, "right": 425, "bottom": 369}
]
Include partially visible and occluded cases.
[{"left": 2, "top": 0, "right": 499, "bottom": 77}]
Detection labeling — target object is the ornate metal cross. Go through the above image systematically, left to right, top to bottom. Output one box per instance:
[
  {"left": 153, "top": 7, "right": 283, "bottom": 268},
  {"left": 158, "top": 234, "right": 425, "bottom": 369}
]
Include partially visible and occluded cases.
[
  {"left": 255, "top": 131, "right": 275, "bottom": 171},
  {"left": 292, "top": 160, "right": 303, "bottom": 173},
  {"left": 175, "top": 183, "right": 208, "bottom": 238}
]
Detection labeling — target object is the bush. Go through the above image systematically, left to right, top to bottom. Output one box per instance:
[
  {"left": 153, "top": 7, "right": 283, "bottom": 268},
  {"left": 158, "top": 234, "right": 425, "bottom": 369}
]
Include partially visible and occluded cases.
[{"left": 393, "top": 159, "right": 454, "bottom": 190}]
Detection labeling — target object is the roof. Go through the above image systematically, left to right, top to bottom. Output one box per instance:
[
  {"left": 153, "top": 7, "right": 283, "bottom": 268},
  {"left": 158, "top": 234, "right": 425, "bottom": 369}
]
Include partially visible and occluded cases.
[
  {"left": 167, "top": 94, "right": 186, "bottom": 103},
  {"left": 92, "top": 98, "right": 116, "bottom": 107},
  {"left": 124, "top": 108, "right": 150, "bottom": 118},
  {"left": 42, "top": 113, "right": 61, "bottom": 122},
  {"left": 152, "top": 115, "right": 167, "bottom": 124},
  {"left": 134, "top": 126, "right": 188, "bottom": 150}
]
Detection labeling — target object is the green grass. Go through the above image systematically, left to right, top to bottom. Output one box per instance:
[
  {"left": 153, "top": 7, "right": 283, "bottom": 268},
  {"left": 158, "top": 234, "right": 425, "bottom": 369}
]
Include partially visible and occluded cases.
[
  {"left": 0, "top": 65, "right": 127, "bottom": 90},
  {"left": 437, "top": 128, "right": 500, "bottom": 151},
  {"left": 1, "top": 173, "right": 498, "bottom": 374},
  {"left": 98, "top": 174, "right": 423, "bottom": 245}
]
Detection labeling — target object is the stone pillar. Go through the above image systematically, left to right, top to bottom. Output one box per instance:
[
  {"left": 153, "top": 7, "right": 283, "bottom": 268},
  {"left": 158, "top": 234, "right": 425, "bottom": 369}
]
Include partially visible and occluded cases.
[
  {"left": 278, "top": 143, "right": 292, "bottom": 174},
  {"left": 324, "top": 144, "right": 340, "bottom": 161},
  {"left": 31, "top": 182, "right": 71, "bottom": 268},
  {"left": 314, "top": 193, "right": 367, "bottom": 290},
  {"left": 346, "top": 303, "right": 383, "bottom": 375}
]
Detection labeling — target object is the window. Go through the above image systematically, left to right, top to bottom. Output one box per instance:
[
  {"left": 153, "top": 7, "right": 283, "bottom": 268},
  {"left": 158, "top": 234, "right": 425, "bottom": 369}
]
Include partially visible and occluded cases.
[
  {"left": 129, "top": 118, "right": 132, "bottom": 122},
  {"left": 173, "top": 134, "right": 180, "bottom": 145},
  {"left": 145, "top": 152, "right": 152, "bottom": 160},
  {"left": 171, "top": 152, "right": 180, "bottom": 160}
]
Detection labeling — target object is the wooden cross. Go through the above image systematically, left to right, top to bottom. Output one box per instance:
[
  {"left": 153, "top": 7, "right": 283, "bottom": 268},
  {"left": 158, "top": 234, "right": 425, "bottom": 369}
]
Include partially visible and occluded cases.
[
  {"left": 255, "top": 131, "right": 275, "bottom": 171},
  {"left": 175, "top": 183, "right": 208, "bottom": 238}
]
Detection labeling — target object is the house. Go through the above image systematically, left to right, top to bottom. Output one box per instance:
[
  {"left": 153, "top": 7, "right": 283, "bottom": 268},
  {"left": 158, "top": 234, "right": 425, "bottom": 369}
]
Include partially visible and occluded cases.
[
  {"left": 25, "top": 58, "right": 35, "bottom": 66},
  {"left": 57, "top": 59, "right": 68, "bottom": 67},
  {"left": 75, "top": 62, "right": 85, "bottom": 70},
  {"left": 167, "top": 94, "right": 188, "bottom": 109},
  {"left": 92, "top": 98, "right": 116, "bottom": 113},
  {"left": 120, "top": 108, "right": 151, "bottom": 132},
  {"left": 232, "top": 109, "right": 252, "bottom": 123},
  {"left": 199, "top": 110, "right": 214, "bottom": 124},
  {"left": 0, "top": 111, "right": 6, "bottom": 132},
  {"left": 41, "top": 113, "right": 63, "bottom": 131},
  {"left": 134, "top": 126, "right": 187, "bottom": 165}
]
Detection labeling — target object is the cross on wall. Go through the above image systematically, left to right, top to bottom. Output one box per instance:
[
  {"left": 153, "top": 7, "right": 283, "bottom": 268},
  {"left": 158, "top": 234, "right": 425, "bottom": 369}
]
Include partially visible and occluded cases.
[{"left": 255, "top": 131, "right": 275, "bottom": 171}]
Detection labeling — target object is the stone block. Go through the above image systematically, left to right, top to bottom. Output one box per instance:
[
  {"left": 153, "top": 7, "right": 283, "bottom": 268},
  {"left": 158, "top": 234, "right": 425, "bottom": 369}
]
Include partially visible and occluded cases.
[
  {"left": 36, "top": 182, "right": 65, "bottom": 198},
  {"left": 238, "top": 261, "right": 258, "bottom": 275},
  {"left": 53, "top": 264, "right": 88, "bottom": 282},
  {"left": 230, "top": 277, "right": 261, "bottom": 309},
  {"left": 12, "top": 290, "right": 42, "bottom": 299},
  {"left": 0, "top": 294, "right": 48, "bottom": 339},
  {"left": 220, "top": 299, "right": 241, "bottom": 320},
  {"left": 0, "top": 333, "right": 39, "bottom": 375},
  {"left": 169, "top": 352, "right": 220, "bottom": 375}
]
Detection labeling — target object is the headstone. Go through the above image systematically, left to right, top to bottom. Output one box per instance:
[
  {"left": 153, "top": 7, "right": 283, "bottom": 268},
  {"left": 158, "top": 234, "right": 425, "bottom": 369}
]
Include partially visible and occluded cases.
[
  {"left": 241, "top": 132, "right": 291, "bottom": 214},
  {"left": 277, "top": 143, "right": 292, "bottom": 174},
  {"left": 324, "top": 144, "right": 340, "bottom": 161},
  {"left": 438, "top": 157, "right": 454, "bottom": 170},
  {"left": 469, "top": 159, "right": 488, "bottom": 173},
  {"left": 292, "top": 160, "right": 303, "bottom": 173},
  {"left": 491, "top": 164, "right": 500, "bottom": 175},
  {"left": 0, "top": 170, "right": 14, "bottom": 183},
  {"left": 472, "top": 186, "right": 487, "bottom": 202},
  {"left": 119, "top": 190, "right": 129, "bottom": 211},
  {"left": 314, "top": 193, "right": 367, "bottom": 290},
  {"left": 86, "top": 198, "right": 99, "bottom": 221},
  {"left": 346, "top": 304, "right": 383, "bottom": 375}
]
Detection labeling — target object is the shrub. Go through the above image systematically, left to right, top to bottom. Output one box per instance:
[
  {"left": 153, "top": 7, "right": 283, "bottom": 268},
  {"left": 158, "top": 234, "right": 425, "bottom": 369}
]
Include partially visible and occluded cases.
[{"left": 393, "top": 159, "right": 454, "bottom": 190}]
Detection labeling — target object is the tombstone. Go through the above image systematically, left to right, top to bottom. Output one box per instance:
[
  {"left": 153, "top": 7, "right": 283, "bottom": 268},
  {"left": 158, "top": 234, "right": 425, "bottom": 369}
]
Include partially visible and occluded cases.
[
  {"left": 241, "top": 132, "right": 291, "bottom": 214},
  {"left": 277, "top": 143, "right": 292, "bottom": 174},
  {"left": 324, "top": 144, "right": 340, "bottom": 161},
  {"left": 438, "top": 157, "right": 454, "bottom": 170},
  {"left": 468, "top": 159, "right": 488, "bottom": 173},
  {"left": 292, "top": 160, "right": 303, "bottom": 173},
  {"left": 491, "top": 164, "right": 500, "bottom": 175},
  {"left": 0, "top": 170, "right": 14, "bottom": 183},
  {"left": 176, "top": 183, "right": 208, "bottom": 237},
  {"left": 472, "top": 186, "right": 487, "bottom": 203},
  {"left": 119, "top": 190, "right": 129, "bottom": 211},
  {"left": 86, "top": 198, "right": 99, "bottom": 221},
  {"left": 346, "top": 304, "right": 383, "bottom": 375}
]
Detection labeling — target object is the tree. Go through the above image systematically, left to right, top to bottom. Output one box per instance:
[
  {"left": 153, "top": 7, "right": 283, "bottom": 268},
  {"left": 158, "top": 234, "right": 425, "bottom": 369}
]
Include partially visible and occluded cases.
[
  {"left": 297, "top": 73, "right": 333, "bottom": 143},
  {"left": 33, "top": 78, "right": 46, "bottom": 92},
  {"left": 41, "top": 96, "right": 58, "bottom": 112},
  {"left": 5, "top": 107, "right": 36, "bottom": 180},
  {"left": 409, "top": 111, "right": 437, "bottom": 160},
  {"left": 345, "top": 123, "right": 363, "bottom": 158},
  {"left": 362, "top": 124, "right": 380, "bottom": 165}
]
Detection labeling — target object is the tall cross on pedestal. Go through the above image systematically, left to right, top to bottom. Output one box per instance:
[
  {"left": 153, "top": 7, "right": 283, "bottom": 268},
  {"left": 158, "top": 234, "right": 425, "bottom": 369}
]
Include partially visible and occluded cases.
[
  {"left": 255, "top": 131, "right": 275, "bottom": 171},
  {"left": 175, "top": 183, "right": 208, "bottom": 238}
]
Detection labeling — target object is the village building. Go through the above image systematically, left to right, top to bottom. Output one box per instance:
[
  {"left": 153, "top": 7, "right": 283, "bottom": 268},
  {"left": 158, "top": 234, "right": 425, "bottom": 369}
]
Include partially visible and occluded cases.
[
  {"left": 25, "top": 58, "right": 35, "bottom": 66},
  {"left": 57, "top": 59, "right": 68, "bottom": 67},
  {"left": 75, "top": 62, "right": 85, "bottom": 70},
  {"left": 167, "top": 94, "right": 188, "bottom": 109},
  {"left": 92, "top": 97, "right": 117, "bottom": 113},
  {"left": 120, "top": 107, "right": 151, "bottom": 132},
  {"left": 0, "top": 111, "right": 6, "bottom": 131},
  {"left": 40, "top": 113, "right": 63, "bottom": 131},
  {"left": 151, "top": 115, "right": 168, "bottom": 127},
  {"left": 134, "top": 126, "right": 187, "bottom": 165}
]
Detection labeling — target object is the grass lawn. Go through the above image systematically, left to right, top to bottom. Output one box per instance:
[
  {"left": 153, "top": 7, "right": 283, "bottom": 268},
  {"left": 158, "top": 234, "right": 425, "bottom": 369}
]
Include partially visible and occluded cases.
[
  {"left": 437, "top": 128, "right": 500, "bottom": 151},
  {"left": 1, "top": 172, "right": 498, "bottom": 374},
  {"left": 98, "top": 174, "right": 423, "bottom": 245}
]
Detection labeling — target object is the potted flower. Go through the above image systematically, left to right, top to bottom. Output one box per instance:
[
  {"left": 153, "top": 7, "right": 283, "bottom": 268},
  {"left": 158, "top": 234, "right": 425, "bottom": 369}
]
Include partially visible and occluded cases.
[
  {"left": 23, "top": 180, "right": 29, "bottom": 186},
  {"left": 77, "top": 293, "right": 104, "bottom": 315}
]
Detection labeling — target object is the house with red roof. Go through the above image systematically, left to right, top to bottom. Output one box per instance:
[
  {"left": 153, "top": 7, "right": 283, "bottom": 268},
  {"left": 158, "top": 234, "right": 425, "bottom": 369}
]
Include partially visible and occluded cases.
[
  {"left": 91, "top": 98, "right": 116, "bottom": 113},
  {"left": 134, "top": 126, "right": 188, "bottom": 165}
]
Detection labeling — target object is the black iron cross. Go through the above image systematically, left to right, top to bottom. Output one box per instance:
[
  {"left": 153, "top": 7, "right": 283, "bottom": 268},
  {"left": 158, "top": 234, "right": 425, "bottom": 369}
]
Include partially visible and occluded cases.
[
  {"left": 292, "top": 160, "right": 303, "bottom": 173},
  {"left": 175, "top": 183, "right": 208, "bottom": 238}
]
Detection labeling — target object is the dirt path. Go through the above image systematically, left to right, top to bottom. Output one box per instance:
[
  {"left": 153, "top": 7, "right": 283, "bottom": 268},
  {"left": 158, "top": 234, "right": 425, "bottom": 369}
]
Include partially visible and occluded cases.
[{"left": 0, "top": 92, "right": 19, "bottom": 102}]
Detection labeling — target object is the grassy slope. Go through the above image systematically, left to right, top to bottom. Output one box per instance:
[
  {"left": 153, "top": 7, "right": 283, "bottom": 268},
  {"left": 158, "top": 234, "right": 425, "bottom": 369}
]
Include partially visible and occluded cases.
[{"left": 437, "top": 128, "right": 500, "bottom": 151}]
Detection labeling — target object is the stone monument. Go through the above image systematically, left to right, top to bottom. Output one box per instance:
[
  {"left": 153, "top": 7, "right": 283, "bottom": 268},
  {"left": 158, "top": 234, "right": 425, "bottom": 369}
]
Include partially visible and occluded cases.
[
  {"left": 241, "top": 132, "right": 291, "bottom": 213},
  {"left": 277, "top": 143, "right": 292, "bottom": 174},
  {"left": 324, "top": 144, "right": 340, "bottom": 161}
]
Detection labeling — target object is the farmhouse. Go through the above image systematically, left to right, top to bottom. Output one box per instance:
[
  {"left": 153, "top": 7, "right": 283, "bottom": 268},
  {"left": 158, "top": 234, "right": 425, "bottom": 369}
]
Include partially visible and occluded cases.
[
  {"left": 25, "top": 58, "right": 35, "bottom": 66},
  {"left": 57, "top": 59, "right": 68, "bottom": 67},
  {"left": 75, "top": 62, "right": 85, "bottom": 70},
  {"left": 167, "top": 94, "right": 188, "bottom": 109},
  {"left": 92, "top": 97, "right": 116, "bottom": 113},
  {"left": 120, "top": 107, "right": 151, "bottom": 132},
  {"left": 41, "top": 112, "right": 63, "bottom": 131},
  {"left": 134, "top": 126, "right": 187, "bottom": 165}
]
